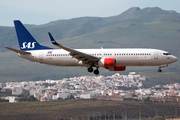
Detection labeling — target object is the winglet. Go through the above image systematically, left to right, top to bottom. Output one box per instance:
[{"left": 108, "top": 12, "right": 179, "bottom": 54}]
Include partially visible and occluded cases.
[
  {"left": 48, "top": 32, "right": 59, "bottom": 45},
  {"left": 48, "top": 32, "right": 76, "bottom": 52}
]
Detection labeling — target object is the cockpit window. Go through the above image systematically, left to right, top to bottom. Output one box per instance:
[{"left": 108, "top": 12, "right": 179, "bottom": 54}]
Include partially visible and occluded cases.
[{"left": 163, "top": 53, "right": 171, "bottom": 55}]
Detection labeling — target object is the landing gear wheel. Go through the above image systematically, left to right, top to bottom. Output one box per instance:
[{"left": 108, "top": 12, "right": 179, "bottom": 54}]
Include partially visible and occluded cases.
[
  {"left": 87, "top": 67, "right": 93, "bottom": 73},
  {"left": 158, "top": 68, "right": 162, "bottom": 72},
  {"left": 94, "top": 69, "right": 99, "bottom": 75}
]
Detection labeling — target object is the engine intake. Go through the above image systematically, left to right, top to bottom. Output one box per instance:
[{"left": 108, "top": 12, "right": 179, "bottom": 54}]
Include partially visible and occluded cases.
[{"left": 98, "top": 58, "right": 116, "bottom": 67}]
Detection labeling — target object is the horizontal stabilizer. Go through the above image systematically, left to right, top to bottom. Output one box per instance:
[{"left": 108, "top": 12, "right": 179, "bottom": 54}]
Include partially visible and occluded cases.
[{"left": 5, "top": 47, "right": 31, "bottom": 54}]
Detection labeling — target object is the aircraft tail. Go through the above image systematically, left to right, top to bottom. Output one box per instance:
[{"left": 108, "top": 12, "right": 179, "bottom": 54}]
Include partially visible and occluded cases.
[{"left": 14, "top": 20, "right": 52, "bottom": 50}]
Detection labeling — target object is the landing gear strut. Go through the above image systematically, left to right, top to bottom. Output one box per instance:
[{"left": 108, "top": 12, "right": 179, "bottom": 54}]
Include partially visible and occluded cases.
[{"left": 158, "top": 64, "right": 168, "bottom": 73}]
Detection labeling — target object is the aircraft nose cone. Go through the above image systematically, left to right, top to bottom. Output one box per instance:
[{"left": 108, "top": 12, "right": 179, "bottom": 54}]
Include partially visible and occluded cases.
[
  {"left": 172, "top": 56, "right": 178, "bottom": 62},
  {"left": 175, "top": 56, "right": 178, "bottom": 62}
]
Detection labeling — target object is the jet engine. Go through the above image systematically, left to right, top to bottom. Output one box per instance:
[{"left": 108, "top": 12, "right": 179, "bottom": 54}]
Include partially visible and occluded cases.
[
  {"left": 98, "top": 58, "right": 116, "bottom": 67},
  {"left": 106, "top": 66, "right": 126, "bottom": 71}
]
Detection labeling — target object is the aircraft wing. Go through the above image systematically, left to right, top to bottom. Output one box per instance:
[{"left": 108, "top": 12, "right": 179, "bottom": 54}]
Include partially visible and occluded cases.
[
  {"left": 48, "top": 32, "right": 100, "bottom": 65},
  {"left": 5, "top": 47, "right": 31, "bottom": 55}
]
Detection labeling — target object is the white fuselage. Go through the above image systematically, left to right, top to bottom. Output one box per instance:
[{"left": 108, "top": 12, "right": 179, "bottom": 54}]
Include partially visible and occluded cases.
[
  {"left": 8, "top": 20, "right": 178, "bottom": 75},
  {"left": 18, "top": 48, "right": 177, "bottom": 67}
]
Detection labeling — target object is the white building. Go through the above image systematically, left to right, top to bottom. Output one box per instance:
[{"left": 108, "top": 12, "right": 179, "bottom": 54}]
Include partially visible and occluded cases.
[
  {"left": 12, "top": 87, "right": 23, "bottom": 95},
  {"left": 12, "top": 87, "right": 30, "bottom": 97},
  {"left": 57, "top": 93, "right": 70, "bottom": 99},
  {"left": 80, "top": 94, "right": 91, "bottom": 99},
  {"left": 52, "top": 95, "right": 57, "bottom": 100},
  {"left": 9, "top": 96, "right": 19, "bottom": 103}
]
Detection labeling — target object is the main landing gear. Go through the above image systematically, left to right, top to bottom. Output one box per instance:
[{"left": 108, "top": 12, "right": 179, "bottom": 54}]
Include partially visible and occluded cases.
[
  {"left": 87, "top": 67, "right": 99, "bottom": 75},
  {"left": 87, "top": 67, "right": 93, "bottom": 73},
  {"left": 94, "top": 68, "right": 99, "bottom": 75}
]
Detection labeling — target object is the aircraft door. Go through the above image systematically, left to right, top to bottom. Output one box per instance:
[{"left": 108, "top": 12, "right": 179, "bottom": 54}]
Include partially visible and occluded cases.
[
  {"left": 154, "top": 51, "right": 158, "bottom": 59},
  {"left": 39, "top": 52, "right": 43, "bottom": 60}
]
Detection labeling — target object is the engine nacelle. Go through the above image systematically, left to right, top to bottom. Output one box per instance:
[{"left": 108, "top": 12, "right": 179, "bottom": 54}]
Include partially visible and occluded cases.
[
  {"left": 98, "top": 58, "right": 116, "bottom": 67},
  {"left": 107, "top": 66, "right": 126, "bottom": 71}
]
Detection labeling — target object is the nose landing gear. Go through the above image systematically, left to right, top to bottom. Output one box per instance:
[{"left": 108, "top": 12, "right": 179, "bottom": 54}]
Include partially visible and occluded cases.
[
  {"left": 158, "top": 64, "right": 168, "bottom": 73},
  {"left": 158, "top": 68, "right": 162, "bottom": 72}
]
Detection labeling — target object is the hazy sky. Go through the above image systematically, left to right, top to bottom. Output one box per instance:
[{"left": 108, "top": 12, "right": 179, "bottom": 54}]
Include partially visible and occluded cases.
[{"left": 1, "top": 0, "right": 180, "bottom": 26}]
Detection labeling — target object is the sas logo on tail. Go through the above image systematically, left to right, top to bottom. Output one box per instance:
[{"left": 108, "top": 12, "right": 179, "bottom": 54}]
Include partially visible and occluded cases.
[{"left": 21, "top": 42, "right": 36, "bottom": 49}]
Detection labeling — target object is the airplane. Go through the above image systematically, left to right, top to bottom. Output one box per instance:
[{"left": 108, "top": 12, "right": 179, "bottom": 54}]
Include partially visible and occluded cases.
[{"left": 5, "top": 20, "right": 178, "bottom": 75}]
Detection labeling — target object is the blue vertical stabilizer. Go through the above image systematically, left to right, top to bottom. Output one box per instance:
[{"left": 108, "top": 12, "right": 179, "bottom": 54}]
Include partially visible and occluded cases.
[{"left": 14, "top": 20, "right": 52, "bottom": 50}]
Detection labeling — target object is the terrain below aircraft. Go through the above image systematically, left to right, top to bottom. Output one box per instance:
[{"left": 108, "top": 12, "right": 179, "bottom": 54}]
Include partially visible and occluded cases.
[{"left": 5, "top": 20, "right": 178, "bottom": 75}]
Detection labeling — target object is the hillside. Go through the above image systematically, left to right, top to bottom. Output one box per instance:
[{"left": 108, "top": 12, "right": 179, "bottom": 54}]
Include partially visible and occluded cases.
[{"left": 0, "top": 7, "right": 180, "bottom": 83}]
